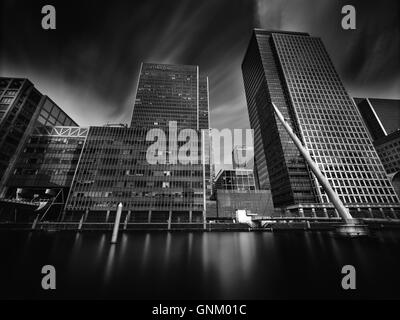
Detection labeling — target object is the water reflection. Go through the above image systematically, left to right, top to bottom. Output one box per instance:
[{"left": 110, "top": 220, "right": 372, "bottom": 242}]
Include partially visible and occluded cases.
[
  {"left": 2, "top": 230, "right": 400, "bottom": 299},
  {"left": 201, "top": 232, "right": 209, "bottom": 275},
  {"left": 238, "top": 232, "right": 255, "bottom": 279},
  {"left": 68, "top": 233, "right": 83, "bottom": 271},
  {"left": 119, "top": 233, "right": 128, "bottom": 259},
  {"left": 141, "top": 233, "right": 150, "bottom": 272},
  {"left": 163, "top": 233, "right": 172, "bottom": 270},
  {"left": 187, "top": 233, "right": 193, "bottom": 264},
  {"left": 95, "top": 234, "right": 106, "bottom": 266},
  {"left": 104, "top": 243, "right": 116, "bottom": 285}
]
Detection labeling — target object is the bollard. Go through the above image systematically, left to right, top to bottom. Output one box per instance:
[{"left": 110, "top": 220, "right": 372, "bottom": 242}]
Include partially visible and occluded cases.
[
  {"left": 111, "top": 203, "right": 123, "bottom": 244},
  {"left": 124, "top": 210, "right": 131, "bottom": 230},
  {"left": 168, "top": 210, "right": 172, "bottom": 230},
  {"left": 31, "top": 214, "right": 40, "bottom": 230},
  {"left": 78, "top": 215, "right": 84, "bottom": 231}
]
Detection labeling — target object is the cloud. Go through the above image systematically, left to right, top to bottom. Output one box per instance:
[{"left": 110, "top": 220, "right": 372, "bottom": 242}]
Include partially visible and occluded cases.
[
  {"left": 1, "top": 0, "right": 398, "bottom": 132},
  {"left": 254, "top": 0, "right": 400, "bottom": 99}
]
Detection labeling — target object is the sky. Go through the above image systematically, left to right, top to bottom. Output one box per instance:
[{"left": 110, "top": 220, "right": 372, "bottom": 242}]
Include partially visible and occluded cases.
[{"left": 1, "top": 0, "right": 399, "bottom": 132}]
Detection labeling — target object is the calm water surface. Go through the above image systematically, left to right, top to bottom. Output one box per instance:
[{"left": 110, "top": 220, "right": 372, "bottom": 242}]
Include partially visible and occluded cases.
[{"left": 1, "top": 230, "right": 400, "bottom": 299}]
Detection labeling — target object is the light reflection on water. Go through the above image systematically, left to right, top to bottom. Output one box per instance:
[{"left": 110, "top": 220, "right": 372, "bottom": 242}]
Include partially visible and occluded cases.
[
  {"left": 1, "top": 230, "right": 400, "bottom": 299},
  {"left": 141, "top": 233, "right": 151, "bottom": 273},
  {"left": 104, "top": 243, "right": 116, "bottom": 285}
]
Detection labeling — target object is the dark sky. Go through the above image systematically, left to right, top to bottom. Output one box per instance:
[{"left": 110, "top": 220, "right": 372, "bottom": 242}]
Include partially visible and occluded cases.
[{"left": 1, "top": 0, "right": 399, "bottom": 129}]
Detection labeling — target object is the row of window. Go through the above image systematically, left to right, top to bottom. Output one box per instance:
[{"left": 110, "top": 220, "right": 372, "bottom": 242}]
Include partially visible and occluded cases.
[{"left": 273, "top": 34, "right": 397, "bottom": 204}]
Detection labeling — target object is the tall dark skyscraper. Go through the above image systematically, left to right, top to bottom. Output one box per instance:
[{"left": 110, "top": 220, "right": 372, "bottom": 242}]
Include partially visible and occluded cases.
[
  {"left": 242, "top": 29, "right": 399, "bottom": 215},
  {"left": 242, "top": 30, "right": 317, "bottom": 207},
  {"left": 64, "top": 63, "right": 211, "bottom": 223},
  {"left": 131, "top": 63, "right": 209, "bottom": 130},
  {"left": 355, "top": 98, "right": 388, "bottom": 140},
  {"left": 355, "top": 98, "right": 400, "bottom": 137},
  {"left": 355, "top": 98, "right": 400, "bottom": 178}
]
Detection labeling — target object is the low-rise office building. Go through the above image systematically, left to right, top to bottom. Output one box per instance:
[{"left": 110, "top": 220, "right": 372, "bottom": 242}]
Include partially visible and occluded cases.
[
  {"left": 64, "top": 125, "right": 208, "bottom": 223},
  {"left": 0, "top": 126, "right": 87, "bottom": 222},
  {"left": 212, "top": 169, "right": 274, "bottom": 218}
]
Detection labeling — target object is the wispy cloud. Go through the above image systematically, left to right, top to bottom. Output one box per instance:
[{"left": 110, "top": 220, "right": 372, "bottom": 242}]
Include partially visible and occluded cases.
[
  {"left": 1, "top": 0, "right": 398, "bottom": 131},
  {"left": 254, "top": 0, "right": 400, "bottom": 99}
]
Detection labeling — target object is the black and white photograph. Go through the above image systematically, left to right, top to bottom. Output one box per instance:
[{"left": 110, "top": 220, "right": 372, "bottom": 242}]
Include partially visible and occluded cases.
[{"left": 1, "top": 0, "right": 400, "bottom": 306}]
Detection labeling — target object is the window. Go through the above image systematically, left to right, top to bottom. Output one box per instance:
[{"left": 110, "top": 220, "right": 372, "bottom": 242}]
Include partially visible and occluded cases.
[
  {"left": 1, "top": 97, "right": 12, "bottom": 103},
  {"left": 162, "top": 182, "right": 170, "bottom": 188}
]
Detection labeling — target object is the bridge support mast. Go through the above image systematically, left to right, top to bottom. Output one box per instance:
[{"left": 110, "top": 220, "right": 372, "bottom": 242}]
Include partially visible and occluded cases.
[{"left": 271, "top": 103, "right": 368, "bottom": 236}]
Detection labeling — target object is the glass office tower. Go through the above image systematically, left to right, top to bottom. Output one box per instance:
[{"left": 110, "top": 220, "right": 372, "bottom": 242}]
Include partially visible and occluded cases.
[
  {"left": 242, "top": 29, "right": 399, "bottom": 216},
  {"left": 242, "top": 30, "right": 317, "bottom": 206},
  {"left": 65, "top": 63, "right": 211, "bottom": 223},
  {"left": 131, "top": 63, "right": 209, "bottom": 130},
  {"left": 0, "top": 78, "right": 77, "bottom": 195},
  {"left": 0, "top": 78, "right": 42, "bottom": 182},
  {"left": 354, "top": 98, "right": 388, "bottom": 141},
  {"left": 355, "top": 98, "right": 400, "bottom": 176},
  {"left": 355, "top": 98, "right": 400, "bottom": 138},
  {"left": 373, "top": 131, "right": 400, "bottom": 175}
]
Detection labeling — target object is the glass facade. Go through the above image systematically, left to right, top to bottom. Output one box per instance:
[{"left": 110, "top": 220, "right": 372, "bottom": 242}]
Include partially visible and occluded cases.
[
  {"left": 242, "top": 29, "right": 399, "bottom": 210},
  {"left": 242, "top": 31, "right": 316, "bottom": 207},
  {"left": 64, "top": 63, "right": 211, "bottom": 222},
  {"left": 131, "top": 63, "right": 209, "bottom": 131},
  {"left": 0, "top": 78, "right": 77, "bottom": 188},
  {"left": 0, "top": 78, "right": 78, "bottom": 197},
  {"left": 0, "top": 78, "right": 41, "bottom": 181},
  {"left": 36, "top": 97, "right": 76, "bottom": 127},
  {"left": 355, "top": 98, "right": 387, "bottom": 140},
  {"left": 356, "top": 98, "right": 400, "bottom": 176},
  {"left": 356, "top": 98, "right": 400, "bottom": 136},
  {"left": 6, "top": 126, "right": 87, "bottom": 189},
  {"left": 65, "top": 126, "right": 206, "bottom": 222},
  {"left": 374, "top": 131, "right": 400, "bottom": 175},
  {"left": 213, "top": 169, "right": 274, "bottom": 218},
  {"left": 214, "top": 169, "right": 256, "bottom": 192},
  {"left": 216, "top": 190, "right": 274, "bottom": 218}
]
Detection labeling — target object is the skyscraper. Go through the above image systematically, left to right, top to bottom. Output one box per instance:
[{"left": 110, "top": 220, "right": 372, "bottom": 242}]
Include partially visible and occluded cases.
[
  {"left": 242, "top": 29, "right": 399, "bottom": 217},
  {"left": 242, "top": 30, "right": 317, "bottom": 207},
  {"left": 64, "top": 63, "right": 211, "bottom": 223},
  {"left": 131, "top": 63, "right": 209, "bottom": 130},
  {"left": 0, "top": 78, "right": 77, "bottom": 195},
  {"left": 0, "top": 78, "right": 41, "bottom": 181},
  {"left": 354, "top": 98, "right": 388, "bottom": 140},
  {"left": 355, "top": 98, "right": 400, "bottom": 137},
  {"left": 355, "top": 98, "right": 400, "bottom": 176},
  {"left": 373, "top": 130, "right": 400, "bottom": 175}
]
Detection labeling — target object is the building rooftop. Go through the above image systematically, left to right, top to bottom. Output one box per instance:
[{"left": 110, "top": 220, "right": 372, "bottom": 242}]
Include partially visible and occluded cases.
[{"left": 253, "top": 29, "right": 310, "bottom": 37}]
